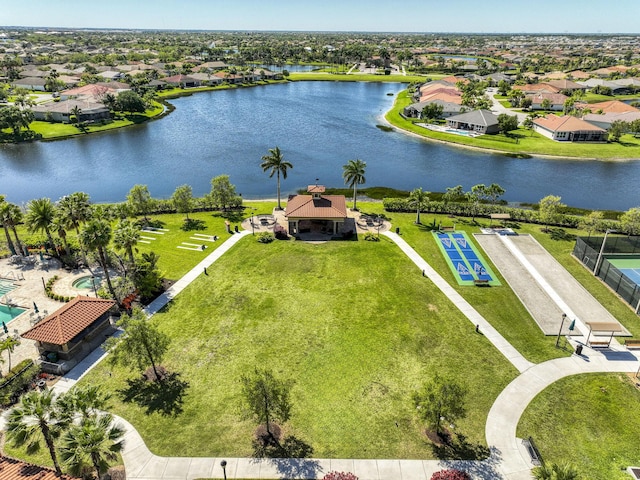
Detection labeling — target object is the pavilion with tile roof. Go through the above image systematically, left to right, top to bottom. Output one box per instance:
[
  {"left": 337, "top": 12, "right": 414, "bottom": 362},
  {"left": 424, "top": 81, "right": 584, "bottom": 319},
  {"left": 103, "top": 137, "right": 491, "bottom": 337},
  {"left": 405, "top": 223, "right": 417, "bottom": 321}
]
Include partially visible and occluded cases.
[
  {"left": 285, "top": 185, "right": 348, "bottom": 236},
  {"left": 21, "top": 296, "right": 117, "bottom": 373}
]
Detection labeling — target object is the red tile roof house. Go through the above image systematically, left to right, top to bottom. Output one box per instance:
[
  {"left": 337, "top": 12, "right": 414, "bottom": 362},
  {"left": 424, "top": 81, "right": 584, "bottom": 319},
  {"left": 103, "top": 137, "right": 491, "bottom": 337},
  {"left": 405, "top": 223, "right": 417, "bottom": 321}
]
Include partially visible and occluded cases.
[
  {"left": 163, "top": 74, "right": 201, "bottom": 88},
  {"left": 528, "top": 92, "right": 569, "bottom": 111},
  {"left": 533, "top": 115, "right": 607, "bottom": 142},
  {"left": 285, "top": 185, "right": 349, "bottom": 237},
  {"left": 21, "top": 296, "right": 118, "bottom": 374},
  {"left": 0, "top": 456, "right": 79, "bottom": 480}
]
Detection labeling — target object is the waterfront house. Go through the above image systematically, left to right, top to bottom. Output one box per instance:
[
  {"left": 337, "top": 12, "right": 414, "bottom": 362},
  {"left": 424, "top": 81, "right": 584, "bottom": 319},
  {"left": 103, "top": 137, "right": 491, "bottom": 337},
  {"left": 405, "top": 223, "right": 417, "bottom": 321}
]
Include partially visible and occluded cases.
[
  {"left": 32, "top": 99, "right": 111, "bottom": 123},
  {"left": 446, "top": 109, "right": 499, "bottom": 134},
  {"left": 533, "top": 115, "right": 607, "bottom": 142}
]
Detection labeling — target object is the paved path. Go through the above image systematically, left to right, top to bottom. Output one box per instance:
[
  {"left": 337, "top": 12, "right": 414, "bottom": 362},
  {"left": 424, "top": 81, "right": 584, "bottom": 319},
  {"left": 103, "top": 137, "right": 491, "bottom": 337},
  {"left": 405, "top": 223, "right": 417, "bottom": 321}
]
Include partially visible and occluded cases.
[{"left": 4, "top": 229, "right": 640, "bottom": 480}]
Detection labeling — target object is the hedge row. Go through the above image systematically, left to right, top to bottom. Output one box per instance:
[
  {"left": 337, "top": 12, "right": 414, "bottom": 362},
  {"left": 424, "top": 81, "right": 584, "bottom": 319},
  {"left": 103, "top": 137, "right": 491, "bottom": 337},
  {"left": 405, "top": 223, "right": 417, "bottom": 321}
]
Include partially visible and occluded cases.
[{"left": 382, "top": 198, "right": 621, "bottom": 232}]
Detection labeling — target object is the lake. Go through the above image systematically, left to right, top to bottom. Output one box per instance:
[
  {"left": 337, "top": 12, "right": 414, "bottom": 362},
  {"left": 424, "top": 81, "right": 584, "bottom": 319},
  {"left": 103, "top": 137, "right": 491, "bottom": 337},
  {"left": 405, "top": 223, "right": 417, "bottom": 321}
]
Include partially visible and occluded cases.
[{"left": 0, "top": 81, "right": 639, "bottom": 211}]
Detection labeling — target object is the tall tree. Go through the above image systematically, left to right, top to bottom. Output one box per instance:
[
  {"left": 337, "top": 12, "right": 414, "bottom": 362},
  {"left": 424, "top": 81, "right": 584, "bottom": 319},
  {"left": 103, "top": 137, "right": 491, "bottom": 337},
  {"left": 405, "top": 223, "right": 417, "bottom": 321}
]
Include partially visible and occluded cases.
[
  {"left": 69, "top": 105, "right": 83, "bottom": 127},
  {"left": 261, "top": 146, "right": 293, "bottom": 210},
  {"left": 342, "top": 159, "right": 367, "bottom": 210},
  {"left": 209, "top": 175, "right": 240, "bottom": 211},
  {"left": 486, "top": 183, "right": 506, "bottom": 204},
  {"left": 127, "top": 184, "right": 153, "bottom": 222},
  {"left": 172, "top": 184, "right": 194, "bottom": 220},
  {"left": 443, "top": 185, "right": 465, "bottom": 206},
  {"left": 409, "top": 187, "right": 430, "bottom": 224},
  {"left": 57, "top": 192, "right": 92, "bottom": 236},
  {"left": 0, "top": 195, "right": 17, "bottom": 255},
  {"left": 538, "top": 195, "right": 565, "bottom": 232},
  {"left": 25, "top": 197, "right": 57, "bottom": 252},
  {"left": 0, "top": 201, "right": 25, "bottom": 256},
  {"left": 620, "top": 207, "right": 640, "bottom": 236},
  {"left": 579, "top": 210, "right": 604, "bottom": 238},
  {"left": 51, "top": 214, "right": 71, "bottom": 257},
  {"left": 80, "top": 218, "right": 117, "bottom": 300},
  {"left": 113, "top": 219, "right": 141, "bottom": 265},
  {"left": 105, "top": 307, "right": 170, "bottom": 382},
  {"left": 0, "top": 336, "right": 20, "bottom": 372},
  {"left": 241, "top": 367, "right": 293, "bottom": 443},
  {"left": 412, "top": 374, "right": 467, "bottom": 437},
  {"left": 58, "top": 385, "right": 112, "bottom": 420},
  {"left": 6, "top": 390, "right": 71, "bottom": 475},
  {"left": 59, "top": 413, "right": 124, "bottom": 480}
]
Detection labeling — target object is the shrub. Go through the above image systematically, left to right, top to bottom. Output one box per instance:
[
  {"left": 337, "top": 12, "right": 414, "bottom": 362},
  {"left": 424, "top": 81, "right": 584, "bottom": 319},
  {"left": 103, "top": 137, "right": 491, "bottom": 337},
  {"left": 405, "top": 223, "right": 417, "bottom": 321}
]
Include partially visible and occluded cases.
[
  {"left": 257, "top": 232, "right": 275, "bottom": 243},
  {"left": 364, "top": 232, "right": 379, "bottom": 242},
  {"left": 0, "top": 359, "right": 40, "bottom": 406},
  {"left": 430, "top": 469, "right": 471, "bottom": 480},
  {"left": 322, "top": 472, "right": 358, "bottom": 480}
]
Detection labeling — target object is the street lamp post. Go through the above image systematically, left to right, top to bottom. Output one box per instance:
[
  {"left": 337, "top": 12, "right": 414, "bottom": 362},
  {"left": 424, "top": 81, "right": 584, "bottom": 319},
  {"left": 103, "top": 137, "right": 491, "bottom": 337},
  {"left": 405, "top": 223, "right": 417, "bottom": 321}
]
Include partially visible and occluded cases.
[
  {"left": 555, "top": 313, "right": 567, "bottom": 348},
  {"left": 220, "top": 460, "right": 227, "bottom": 480}
]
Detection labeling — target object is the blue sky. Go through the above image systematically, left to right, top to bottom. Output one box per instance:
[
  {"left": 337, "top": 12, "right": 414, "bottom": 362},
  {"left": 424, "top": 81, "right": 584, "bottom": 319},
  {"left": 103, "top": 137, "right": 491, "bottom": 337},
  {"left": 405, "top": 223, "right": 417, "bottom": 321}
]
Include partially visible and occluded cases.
[{"left": 2, "top": 0, "right": 639, "bottom": 33}]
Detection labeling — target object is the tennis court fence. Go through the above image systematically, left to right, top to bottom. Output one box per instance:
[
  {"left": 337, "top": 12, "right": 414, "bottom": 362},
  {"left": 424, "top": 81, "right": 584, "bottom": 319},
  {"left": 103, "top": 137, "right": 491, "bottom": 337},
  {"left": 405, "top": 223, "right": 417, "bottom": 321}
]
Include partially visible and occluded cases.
[{"left": 573, "top": 236, "right": 640, "bottom": 314}]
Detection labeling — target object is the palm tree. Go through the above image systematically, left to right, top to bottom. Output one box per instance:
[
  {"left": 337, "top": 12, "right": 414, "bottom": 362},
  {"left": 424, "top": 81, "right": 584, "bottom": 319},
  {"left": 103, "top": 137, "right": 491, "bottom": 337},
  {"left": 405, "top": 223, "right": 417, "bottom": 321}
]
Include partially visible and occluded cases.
[
  {"left": 69, "top": 105, "right": 82, "bottom": 127},
  {"left": 260, "top": 146, "right": 292, "bottom": 210},
  {"left": 342, "top": 159, "right": 367, "bottom": 211},
  {"left": 409, "top": 188, "right": 430, "bottom": 224},
  {"left": 57, "top": 192, "right": 92, "bottom": 236},
  {"left": 0, "top": 195, "right": 17, "bottom": 255},
  {"left": 25, "top": 197, "right": 57, "bottom": 252},
  {"left": 1, "top": 201, "right": 25, "bottom": 256},
  {"left": 51, "top": 214, "right": 71, "bottom": 257},
  {"left": 80, "top": 218, "right": 117, "bottom": 300},
  {"left": 113, "top": 219, "right": 141, "bottom": 265},
  {"left": 0, "top": 336, "right": 20, "bottom": 371},
  {"left": 58, "top": 385, "right": 112, "bottom": 421},
  {"left": 6, "top": 390, "right": 71, "bottom": 475},
  {"left": 59, "top": 413, "right": 124, "bottom": 480},
  {"left": 533, "top": 462, "right": 580, "bottom": 480}
]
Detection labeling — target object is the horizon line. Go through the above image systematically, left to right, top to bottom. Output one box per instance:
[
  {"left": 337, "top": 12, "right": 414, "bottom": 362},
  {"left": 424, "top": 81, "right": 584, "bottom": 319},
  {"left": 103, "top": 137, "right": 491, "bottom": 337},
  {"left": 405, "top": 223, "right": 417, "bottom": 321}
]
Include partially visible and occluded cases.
[{"left": 2, "top": 25, "right": 640, "bottom": 35}]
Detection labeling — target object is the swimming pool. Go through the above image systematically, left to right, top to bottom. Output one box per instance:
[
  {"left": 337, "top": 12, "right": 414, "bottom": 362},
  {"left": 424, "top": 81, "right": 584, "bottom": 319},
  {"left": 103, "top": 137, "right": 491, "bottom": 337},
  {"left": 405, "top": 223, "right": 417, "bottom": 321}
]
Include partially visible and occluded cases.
[
  {"left": 445, "top": 128, "right": 471, "bottom": 136},
  {"left": 72, "top": 275, "right": 102, "bottom": 289},
  {"left": 0, "top": 279, "right": 17, "bottom": 296},
  {"left": 0, "top": 304, "right": 26, "bottom": 324}
]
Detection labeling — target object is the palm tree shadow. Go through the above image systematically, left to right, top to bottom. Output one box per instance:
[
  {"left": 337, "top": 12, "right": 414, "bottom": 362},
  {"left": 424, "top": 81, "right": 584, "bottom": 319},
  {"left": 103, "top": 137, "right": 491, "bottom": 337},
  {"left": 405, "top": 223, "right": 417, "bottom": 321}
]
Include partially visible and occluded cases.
[
  {"left": 117, "top": 371, "right": 189, "bottom": 417},
  {"left": 431, "top": 432, "right": 491, "bottom": 460}
]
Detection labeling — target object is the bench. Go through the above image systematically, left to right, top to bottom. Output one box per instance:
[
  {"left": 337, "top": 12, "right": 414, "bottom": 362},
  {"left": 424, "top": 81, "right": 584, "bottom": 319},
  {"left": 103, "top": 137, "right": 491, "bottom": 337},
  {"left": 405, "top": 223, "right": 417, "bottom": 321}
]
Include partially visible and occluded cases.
[
  {"left": 440, "top": 226, "right": 455, "bottom": 232},
  {"left": 474, "top": 279, "right": 490, "bottom": 287},
  {"left": 625, "top": 340, "right": 640, "bottom": 349},
  {"left": 588, "top": 341, "right": 610, "bottom": 348},
  {"left": 522, "top": 437, "right": 542, "bottom": 466}
]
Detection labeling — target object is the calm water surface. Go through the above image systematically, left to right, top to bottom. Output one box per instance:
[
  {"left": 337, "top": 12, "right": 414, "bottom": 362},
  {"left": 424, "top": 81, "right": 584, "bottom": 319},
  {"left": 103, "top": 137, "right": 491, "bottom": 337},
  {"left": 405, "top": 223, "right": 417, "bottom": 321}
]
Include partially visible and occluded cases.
[{"left": 1, "top": 81, "right": 639, "bottom": 210}]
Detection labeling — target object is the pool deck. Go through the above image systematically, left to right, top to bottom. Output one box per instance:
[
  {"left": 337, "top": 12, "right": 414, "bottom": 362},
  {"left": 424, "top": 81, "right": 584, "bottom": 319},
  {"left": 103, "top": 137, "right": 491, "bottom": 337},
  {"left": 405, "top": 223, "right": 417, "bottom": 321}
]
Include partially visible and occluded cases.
[{"left": 0, "top": 256, "right": 111, "bottom": 369}]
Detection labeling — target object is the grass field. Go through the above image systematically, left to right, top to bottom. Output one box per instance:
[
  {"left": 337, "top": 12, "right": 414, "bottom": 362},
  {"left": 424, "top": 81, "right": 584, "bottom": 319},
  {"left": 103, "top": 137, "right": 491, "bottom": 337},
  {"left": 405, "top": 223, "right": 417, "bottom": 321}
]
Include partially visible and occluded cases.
[
  {"left": 78, "top": 236, "right": 517, "bottom": 459},
  {"left": 518, "top": 373, "right": 640, "bottom": 480}
]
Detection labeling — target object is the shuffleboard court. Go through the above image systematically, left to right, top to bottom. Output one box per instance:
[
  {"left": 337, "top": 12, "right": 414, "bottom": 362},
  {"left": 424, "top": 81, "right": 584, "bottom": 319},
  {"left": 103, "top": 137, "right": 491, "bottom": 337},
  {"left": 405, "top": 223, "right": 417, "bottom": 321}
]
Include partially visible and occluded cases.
[{"left": 433, "top": 231, "right": 500, "bottom": 286}]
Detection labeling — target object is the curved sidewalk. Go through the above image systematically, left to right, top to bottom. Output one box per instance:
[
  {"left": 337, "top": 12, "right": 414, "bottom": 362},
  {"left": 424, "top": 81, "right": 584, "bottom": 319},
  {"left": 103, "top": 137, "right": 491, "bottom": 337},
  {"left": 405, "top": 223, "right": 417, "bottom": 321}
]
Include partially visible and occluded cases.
[{"left": 486, "top": 345, "right": 640, "bottom": 480}]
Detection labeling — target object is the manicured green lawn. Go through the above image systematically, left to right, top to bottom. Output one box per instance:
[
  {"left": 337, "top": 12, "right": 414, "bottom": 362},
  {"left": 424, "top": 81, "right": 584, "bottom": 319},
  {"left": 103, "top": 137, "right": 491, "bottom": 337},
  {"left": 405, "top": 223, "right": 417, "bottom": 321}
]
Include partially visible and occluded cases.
[
  {"left": 387, "top": 90, "right": 640, "bottom": 159},
  {"left": 80, "top": 237, "right": 517, "bottom": 458},
  {"left": 518, "top": 373, "right": 640, "bottom": 480}
]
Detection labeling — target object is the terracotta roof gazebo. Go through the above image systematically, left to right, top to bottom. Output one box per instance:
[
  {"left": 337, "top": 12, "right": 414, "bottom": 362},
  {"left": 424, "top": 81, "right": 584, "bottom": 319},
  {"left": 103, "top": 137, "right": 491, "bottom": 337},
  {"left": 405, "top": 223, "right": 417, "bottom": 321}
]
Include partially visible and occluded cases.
[
  {"left": 285, "top": 185, "right": 348, "bottom": 237},
  {"left": 22, "top": 295, "right": 118, "bottom": 374}
]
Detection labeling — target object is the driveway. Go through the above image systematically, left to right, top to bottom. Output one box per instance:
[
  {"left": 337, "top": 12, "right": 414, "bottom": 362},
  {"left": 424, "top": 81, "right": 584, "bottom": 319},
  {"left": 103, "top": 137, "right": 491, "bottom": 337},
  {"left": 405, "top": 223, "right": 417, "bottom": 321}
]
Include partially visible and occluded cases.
[{"left": 486, "top": 88, "right": 528, "bottom": 124}]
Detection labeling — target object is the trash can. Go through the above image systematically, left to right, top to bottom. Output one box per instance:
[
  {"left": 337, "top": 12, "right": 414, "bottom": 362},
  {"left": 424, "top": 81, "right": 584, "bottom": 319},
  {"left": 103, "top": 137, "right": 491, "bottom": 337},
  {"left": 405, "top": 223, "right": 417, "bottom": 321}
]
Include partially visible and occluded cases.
[
  {"left": 396, "top": 227, "right": 400, "bottom": 234},
  {"left": 575, "top": 344, "right": 583, "bottom": 355}
]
